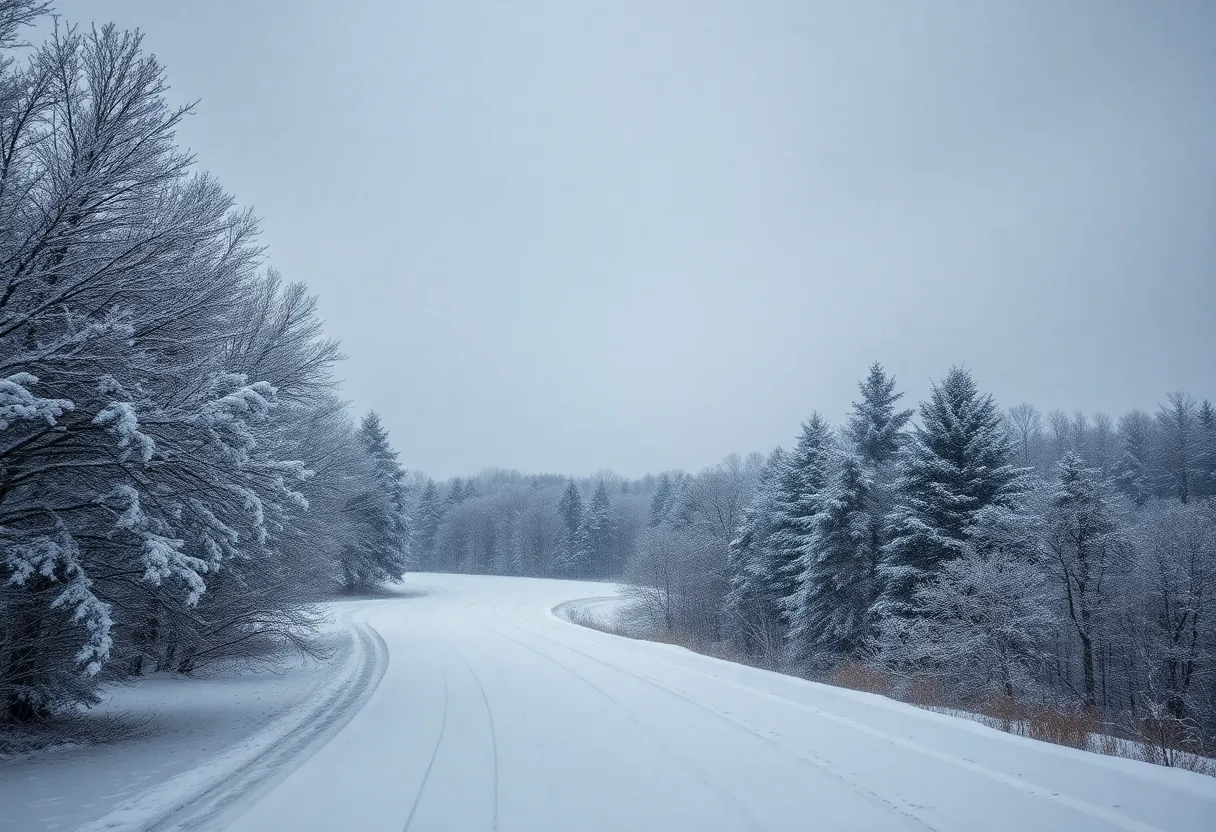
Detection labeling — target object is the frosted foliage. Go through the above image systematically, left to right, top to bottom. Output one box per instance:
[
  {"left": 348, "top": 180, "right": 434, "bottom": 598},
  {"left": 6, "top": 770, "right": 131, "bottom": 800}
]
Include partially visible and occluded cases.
[
  {"left": 0, "top": 373, "right": 73, "bottom": 430},
  {"left": 192, "top": 375, "right": 277, "bottom": 459},
  {"left": 93, "top": 400, "right": 156, "bottom": 462},
  {"left": 110, "top": 485, "right": 207, "bottom": 604},
  {"left": 879, "top": 507, "right": 1054, "bottom": 699},
  {"left": 4, "top": 534, "right": 113, "bottom": 676}
]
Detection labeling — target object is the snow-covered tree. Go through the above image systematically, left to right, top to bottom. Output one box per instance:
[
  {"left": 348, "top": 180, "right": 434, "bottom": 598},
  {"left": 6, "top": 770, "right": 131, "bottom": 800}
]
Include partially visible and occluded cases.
[
  {"left": 0, "top": 8, "right": 399, "bottom": 718},
  {"left": 845, "top": 362, "right": 913, "bottom": 468},
  {"left": 788, "top": 365, "right": 912, "bottom": 667},
  {"left": 876, "top": 368, "right": 1024, "bottom": 624},
  {"left": 1156, "top": 392, "right": 1199, "bottom": 504},
  {"left": 1007, "top": 403, "right": 1047, "bottom": 473},
  {"left": 1115, "top": 409, "right": 1156, "bottom": 507},
  {"left": 337, "top": 412, "right": 411, "bottom": 591},
  {"left": 767, "top": 415, "right": 835, "bottom": 628},
  {"left": 725, "top": 448, "right": 788, "bottom": 660},
  {"left": 787, "top": 451, "right": 880, "bottom": 668},
  {"left": 1041, "top": 453, "right": 1126, "bottom": 707},
  {"left": 648, "top": 473, "right": 676, "bottom": 527},
  {"left": 446, "top": 477, "right": 467, "bottom": 508},
  {"left": 412, "top": 479, "right": 444, "bottom": 570},
  {"left": 555, "top": 479, "right": 586, "bottom": 576},
  {"left": 581, "top": 480, "right": 618, "bottom": 578},
  {"left": 1124, "top": 500, "right": 1216, "bottom": 722},
  {"left": 878, "top": 501, "right": 1053, "bottom": 701}
]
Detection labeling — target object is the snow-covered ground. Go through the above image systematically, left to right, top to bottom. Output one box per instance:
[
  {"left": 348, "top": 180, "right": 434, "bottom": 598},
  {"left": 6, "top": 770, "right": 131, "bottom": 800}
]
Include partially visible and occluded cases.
[
  {"left": 4, "top": 573, "right": 1215, "bottom": 831},
  {"left": 0, "top": 598, "right": 388, "bottom": 832}
]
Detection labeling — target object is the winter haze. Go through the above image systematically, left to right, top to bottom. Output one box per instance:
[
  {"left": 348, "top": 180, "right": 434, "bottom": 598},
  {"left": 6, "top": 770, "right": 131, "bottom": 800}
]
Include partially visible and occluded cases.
[{"left": 48, "top": 0, "right": 1216, "bottom": 478}]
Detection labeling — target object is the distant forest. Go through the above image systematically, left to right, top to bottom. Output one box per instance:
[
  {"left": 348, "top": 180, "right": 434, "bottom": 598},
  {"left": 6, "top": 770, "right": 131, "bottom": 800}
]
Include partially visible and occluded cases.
[{"left": 411, "top": 364, "right": 1216, "bottom": 755}]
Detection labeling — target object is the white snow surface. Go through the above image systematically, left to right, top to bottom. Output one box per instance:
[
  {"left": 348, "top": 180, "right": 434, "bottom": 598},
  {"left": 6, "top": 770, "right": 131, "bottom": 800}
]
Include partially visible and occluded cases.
[{"left": 4, "top": 573, "right": 1216, "bottom": 831}]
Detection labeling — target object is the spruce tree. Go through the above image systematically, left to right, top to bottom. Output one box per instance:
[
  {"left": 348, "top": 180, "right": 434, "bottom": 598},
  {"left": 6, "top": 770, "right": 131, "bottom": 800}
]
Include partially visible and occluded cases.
[
  {"left": 845, "top": 362, "right": 914, "bottom": 468},
  {"left": 788, "top": 365, "right": 911, "bottom": 666},
  {"left": 875, "top": 368, "right": 1023, "bottom": 623},
  {"left": 1156, "top": 392, "right": 1199, "bottom": 504},
  {"left": 1114, "top": 410, "right": 1155, "bottom": 507},
  {"left": 341, "top": 411, "right": 411, "bottom": 590},
  {"left": 768, "top": 414, "right": 835, "bottom": 625},
  {"left": 725, "top": 448, "right": 787, "bottom": 657},
  {"left": 787, "top": 450, "right": 880, "bottom": 666},
  {"left": 648, "top": 474, "right": 675, "bottom": 527},
  {"left": 663, "top": 474, "right": 695, "bottom": 529},
  {"left": 445, "top": 477, "right": 467, "bottom": 508},
  {"left": 413, "top": 479, "right": 443, "bottom": 570},
  {"left": 558, "top": 479, "right": 583, "bottom": 538},
  {"left": 556, "top": 480, "right": 584, "bottom": 574},
  {"left": 582, "top": 480, "right": 617, "bottom": 577},
  {"left": 567, "top": 520, "right": 594, "bottom": 578}
]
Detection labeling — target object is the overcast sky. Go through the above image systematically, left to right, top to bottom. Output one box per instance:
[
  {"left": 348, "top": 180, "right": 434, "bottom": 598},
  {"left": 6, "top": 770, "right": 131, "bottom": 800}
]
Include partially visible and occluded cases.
[{"left": 49, "top": 1, "right": 1216, "bottom": 479}]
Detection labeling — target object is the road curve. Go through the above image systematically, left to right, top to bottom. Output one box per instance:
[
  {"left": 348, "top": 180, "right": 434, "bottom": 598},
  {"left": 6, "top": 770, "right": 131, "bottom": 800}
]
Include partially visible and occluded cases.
[{"left": 215, "top": 574, "right": 1216, "bottom": 832}]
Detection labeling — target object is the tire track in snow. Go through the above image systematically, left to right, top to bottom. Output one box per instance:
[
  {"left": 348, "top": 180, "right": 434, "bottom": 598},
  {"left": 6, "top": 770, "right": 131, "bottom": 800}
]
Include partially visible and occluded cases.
[
  {"left": 498, "top": 598, "right": 947, "bottom": 832},
  {"left": 476, "top": 604, "right": 768, "bottom": 832},
  {"left": 80, "top": 607, "right": 390, "bottom": 832},
  {"left": 170, "top": 623, "right": 389, "bottom": 831},
  {"left": 448, "top": 644, "right": 500, "bottom": 832},
  {"left": 401, "top": 657, "right": 450, "bottom": 832}
]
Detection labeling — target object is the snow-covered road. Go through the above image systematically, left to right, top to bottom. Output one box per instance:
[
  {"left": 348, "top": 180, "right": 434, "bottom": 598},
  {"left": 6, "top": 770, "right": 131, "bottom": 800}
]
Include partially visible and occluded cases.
[
  {"left": 18, "top": 573, "right": 1216, "bottom": 831},
  {"left": 217, "top": 574, "right": 1216, "bottom": 831}
]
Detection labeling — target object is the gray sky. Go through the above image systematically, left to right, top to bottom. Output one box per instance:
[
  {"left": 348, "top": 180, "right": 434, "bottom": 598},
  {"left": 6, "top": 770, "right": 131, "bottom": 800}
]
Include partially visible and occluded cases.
[{"left": 50, "top": 1, "right": 1216, "bottom": 479}]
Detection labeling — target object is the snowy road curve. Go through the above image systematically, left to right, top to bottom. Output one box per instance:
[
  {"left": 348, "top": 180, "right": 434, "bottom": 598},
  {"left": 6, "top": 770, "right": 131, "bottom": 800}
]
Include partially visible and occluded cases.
[{"left": 144, "top": 575, "right": 1216, "bottom": 830}]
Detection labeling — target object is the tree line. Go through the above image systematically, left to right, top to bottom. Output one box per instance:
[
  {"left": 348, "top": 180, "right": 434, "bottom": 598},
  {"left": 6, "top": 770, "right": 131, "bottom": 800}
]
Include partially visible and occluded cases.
[
  {"left": 0, "top": 3, "right": 410, "bottom": 723},
  {"left": 626, "top": 363, "right": 1216, "bottom": 753},
  {"left": 410, "top": 469, "right": 647, "bottom": 580}
]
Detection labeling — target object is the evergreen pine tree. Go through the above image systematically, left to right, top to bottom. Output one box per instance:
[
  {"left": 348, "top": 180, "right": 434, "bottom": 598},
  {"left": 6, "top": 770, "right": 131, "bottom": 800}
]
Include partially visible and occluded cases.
[
  {"left": 845, "top": 362, "right": 914, "bottom": 467},
  {"left": 786, "top": 365, "right": 912, "bottom": 666},
  {"left": 790, "top": 366, "right": 912, "bottom": 662},
  {"left": 875, "top": 368, "right": 1023, "bottom": 623},
  {"left": 1156, "top": 392, "right": 1199, "bottom": 504},
  {"left": 1114, "top": 410, "right": 1155, "bottom": 507},
  {"left": 341, "top": 411, "right": 411, "bottom": 590},
  {"left": 767, "top": 414, "right": 835, "bottom": 625},
  {"left": 726, "top": 448, "right": 787, "bottom": 658},
  {"left": 786, "top": 450, "right": 880, "bottom": 666},
  {"left": 648, "top": 474, "right": 675, "bottom": 527},
  {"left": 663, "top": 474, "right": 695, "bottom": 529},
  {"left": 445, "top": 477, "right": 467, "bottom": 508},
  {"left": 413, "top": 479, "right": 443, "bottom": 570},
  {"left": 558, "top": 479, "right": 583, "bottom": 538},
  {"left": 556, "top": 480, "right": 584, "bottom": 575},
  {"left": 582, "top": 480, "right": 618, "bottom": 577},
  {"left": 567, "top": 518, "right": 594, "bottom": 578}
]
